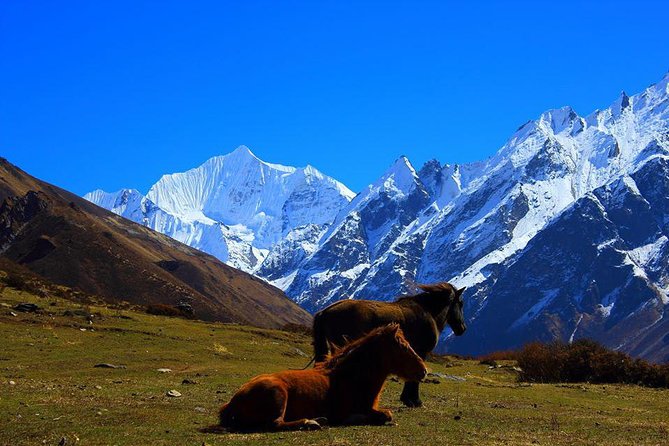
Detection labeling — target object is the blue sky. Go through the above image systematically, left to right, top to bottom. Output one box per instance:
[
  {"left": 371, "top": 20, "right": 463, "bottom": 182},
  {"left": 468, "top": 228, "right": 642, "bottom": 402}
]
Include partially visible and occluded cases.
[{"left": 1, "top": 1, "right": 668, "bottom": 195}]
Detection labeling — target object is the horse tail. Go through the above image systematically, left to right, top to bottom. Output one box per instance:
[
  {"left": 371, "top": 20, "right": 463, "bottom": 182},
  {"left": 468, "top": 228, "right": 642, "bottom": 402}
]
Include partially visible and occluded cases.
[{"left": 312, "top": 310, "right": 329, "bottom": 363}]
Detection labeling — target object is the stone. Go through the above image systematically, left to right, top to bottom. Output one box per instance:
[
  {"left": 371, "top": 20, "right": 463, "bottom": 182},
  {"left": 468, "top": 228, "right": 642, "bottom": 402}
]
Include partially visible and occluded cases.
[
  {"left": 14, "top": 303, "right": 40, "bottom": 313},
  {"left": 292, "top": 347, "right": 308, "bottom": 357},
  {"left": 93, "top": 363, "right": 125, "bottom": 369},
  {"left": 443, "top": 374, "right": 466, "bottom": 382},
  {"left": 422, "top": 378, "right": 441, "bottom": 384}
]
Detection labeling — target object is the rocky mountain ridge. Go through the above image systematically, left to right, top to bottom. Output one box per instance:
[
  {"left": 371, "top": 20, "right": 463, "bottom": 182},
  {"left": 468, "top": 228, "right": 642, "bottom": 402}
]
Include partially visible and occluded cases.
[{"left": 87, "top": 73, "right": 669, "bottom": 361}]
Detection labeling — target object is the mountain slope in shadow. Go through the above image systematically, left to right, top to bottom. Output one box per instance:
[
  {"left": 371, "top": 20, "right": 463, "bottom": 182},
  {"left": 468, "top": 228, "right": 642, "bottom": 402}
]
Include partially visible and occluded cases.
[{"left": 0, "top": 158, "right": 311, "bottom": 329}]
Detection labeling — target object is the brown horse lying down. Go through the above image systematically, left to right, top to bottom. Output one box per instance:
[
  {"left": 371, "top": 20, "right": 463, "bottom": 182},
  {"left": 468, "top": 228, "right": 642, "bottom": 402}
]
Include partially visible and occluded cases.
[{"left": 217, "top": 324, "right": 427, "bottom": 432}]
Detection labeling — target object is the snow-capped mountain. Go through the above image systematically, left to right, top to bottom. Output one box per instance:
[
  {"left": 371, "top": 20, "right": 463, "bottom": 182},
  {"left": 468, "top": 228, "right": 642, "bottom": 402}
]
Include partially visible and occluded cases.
[
  {"left": 86, "top": 73, "right": 669, "bottom": 362},
  {"left": 262, "top": 73, "right": 669, "bottom": 361},
  {"left": 85, "top": 146, "right": 355, "bottom": 271},
  {"left": 452, "top": 156, "right": 669, "bottom": 361}
]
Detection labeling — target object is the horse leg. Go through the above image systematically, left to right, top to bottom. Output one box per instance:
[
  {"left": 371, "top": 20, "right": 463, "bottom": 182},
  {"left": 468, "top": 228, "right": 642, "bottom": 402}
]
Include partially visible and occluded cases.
[
  {"left": 400, "top": 348, "right": 427, "bottom": 407},
  {"left": 400, "top": 381, "right": 422, "bottom": 407},
  {"left": 269, "top": 387, "right": 322, "bottom": 431},
  {"left": 368, "top": 408, "right": 393, "bottom": 425},
  {"left": 343, "top": 409, "right": 392, "bottom": 426},
  {"left": 272, "top": 418, "right": 322, "bottom": 431}
]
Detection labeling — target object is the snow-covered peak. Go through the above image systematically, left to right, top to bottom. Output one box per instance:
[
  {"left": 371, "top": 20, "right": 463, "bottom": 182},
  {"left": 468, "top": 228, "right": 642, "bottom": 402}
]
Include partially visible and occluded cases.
[
  {"left": 649, "top": 70, "right": 669, "bottom": 96},
  {"left": 610, "top": 91, "right": 631, "bottom": 117},
  {"left": 537, "top": 106, "right": 583, "bottom": 135},
  {"left": 230, "top": 144, "right": 255, "bottom": 157},
  {"left": 219, "top": 145, "right": 296, "bottom": 173},
  {"left": 86, "top": 146, "right": 356, "bottom": 268},
  {"left": 145, "top": 147, "right": 357, "bottom": 223},
  {"left": 318, "top": 155, "right": 427, "bottom": 248},
  {"left": 372, "top": 156, "right": 419, "bottom": 196},
  {"left": 417, "top": 160, "right": 464, "bottom": 208},
  {"left": 298, "top": 164, "right": 356, "bottom": 200},
  {"left": 84, "top": 188, "right": 145, "bottom": 213},
  {"left": 84, "top": 188, "right": 151, "bottom": 224}
]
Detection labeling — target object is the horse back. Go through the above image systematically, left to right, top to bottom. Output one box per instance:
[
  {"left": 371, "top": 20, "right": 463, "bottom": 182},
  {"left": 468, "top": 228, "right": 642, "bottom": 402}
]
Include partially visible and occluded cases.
[
  {"left": 315, "top": 299, "right": 439, "bottom": 355},
  {"left": 317, "top": 300, "right": 402, "bottom": 338}
]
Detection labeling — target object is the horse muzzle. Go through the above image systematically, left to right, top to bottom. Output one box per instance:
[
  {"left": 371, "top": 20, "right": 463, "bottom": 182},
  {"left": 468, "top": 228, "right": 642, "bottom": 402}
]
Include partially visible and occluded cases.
[{"left": 454, "top": 324, "right": 467, "bottom": 336}]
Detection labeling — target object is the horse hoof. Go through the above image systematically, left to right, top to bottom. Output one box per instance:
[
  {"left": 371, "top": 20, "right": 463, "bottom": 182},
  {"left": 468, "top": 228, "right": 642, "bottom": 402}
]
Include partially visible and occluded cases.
[
  {"left": 400, "top": 398, "right": 423, "bottom": 408},
  {"left": 313, "top": 417, "right": 329, "bottom": 426},
  {"left": 303, "top": 419, "right": 322, "bottom": 430}
]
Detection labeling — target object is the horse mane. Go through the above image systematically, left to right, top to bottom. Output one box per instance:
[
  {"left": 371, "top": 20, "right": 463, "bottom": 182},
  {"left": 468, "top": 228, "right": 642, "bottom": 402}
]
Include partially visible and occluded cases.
[
  {"left": 393, "top": 282, "right": 456, "bottom": 331},
  {"left": 318, "top": 324, "right": 397, "bottom": 372}
]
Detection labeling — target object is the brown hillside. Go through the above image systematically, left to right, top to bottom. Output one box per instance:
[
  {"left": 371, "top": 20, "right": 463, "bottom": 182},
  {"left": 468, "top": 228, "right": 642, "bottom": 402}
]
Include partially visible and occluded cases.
[{"left": 0, "top": 158, "right": 311, "bottom": 329}]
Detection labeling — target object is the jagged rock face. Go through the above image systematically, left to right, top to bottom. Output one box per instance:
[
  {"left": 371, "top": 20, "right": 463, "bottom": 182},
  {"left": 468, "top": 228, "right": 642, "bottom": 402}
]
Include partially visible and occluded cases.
[
  {"left": 86, "top": 73, "right": 669, "bottom": 361},
  {"left": 279, "top": 157, "right": 437, "bottom": 311},
  {"left": 450, "top": 157, "right": 669, "bottom": 362},
  {"left": 0, "top": 191, "right": 51, "bottom": 254},
  {"left": 255, "top": 224, "right": 325, "bottom": 281}
]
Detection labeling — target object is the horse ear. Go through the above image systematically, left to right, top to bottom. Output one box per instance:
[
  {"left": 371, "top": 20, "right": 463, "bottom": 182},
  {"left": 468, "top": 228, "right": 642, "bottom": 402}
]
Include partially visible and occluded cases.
[
  {"left": 418, "top": 283, "right": 441, "bottom": 293},
  {"left": 455, "top": 286, "right": 466, "bottom": 298},
  {"left": 384, "top": 322, "right": 401, "bottom": 336},
  {"left": 327, "top": 339, "right": 341, "bottom": 354}
]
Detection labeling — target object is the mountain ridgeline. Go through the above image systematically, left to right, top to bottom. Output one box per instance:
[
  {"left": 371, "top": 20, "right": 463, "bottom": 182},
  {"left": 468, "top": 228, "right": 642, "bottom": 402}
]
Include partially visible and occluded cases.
[
  {"left": 86, "top": 73, "right": 669, "bottom": 362},
  {"left": 0, "top": 159, "right": 311, "bottom": 329}
]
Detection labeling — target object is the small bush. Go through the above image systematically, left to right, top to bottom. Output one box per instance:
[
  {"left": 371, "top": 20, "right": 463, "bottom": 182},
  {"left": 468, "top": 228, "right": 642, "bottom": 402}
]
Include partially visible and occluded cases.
[
  {"left": 3, "top": 273, "right": 28, "bottom": 290},
  {"left": 146, "top": 303, "right": 189, "bottom": 318},
  {"left": 282, "top": 323, "right": 312, "bottom": 336},
  {"left": 516, "top": 339, "right": 669, "bottom": 388},
  {"left": 478, "top": 350, "right": 519, "bottom": 363},
  {"left": 443, "top": 352, "right": 475, "bottom": 361}
]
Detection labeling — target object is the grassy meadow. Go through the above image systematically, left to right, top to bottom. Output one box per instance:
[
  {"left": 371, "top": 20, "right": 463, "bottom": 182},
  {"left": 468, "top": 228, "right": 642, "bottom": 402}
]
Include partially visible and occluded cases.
[{"left": 1, "top": 287, "right": 668, "bottom": 446}]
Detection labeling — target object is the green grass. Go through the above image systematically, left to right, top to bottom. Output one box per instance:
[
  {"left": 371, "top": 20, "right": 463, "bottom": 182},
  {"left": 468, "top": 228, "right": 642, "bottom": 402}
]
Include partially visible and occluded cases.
[{"left": 1, "top": 287, "right": 668, "bottom": 446}]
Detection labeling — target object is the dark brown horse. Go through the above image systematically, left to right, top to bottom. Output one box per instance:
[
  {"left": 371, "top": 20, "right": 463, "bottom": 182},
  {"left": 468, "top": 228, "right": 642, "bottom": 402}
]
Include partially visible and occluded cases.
[
  {"left": 313, "top": 282, "right": 466, "bottom": 407},
  {"left": 217, "top": 324, "right": 426, "bottom": 432}
]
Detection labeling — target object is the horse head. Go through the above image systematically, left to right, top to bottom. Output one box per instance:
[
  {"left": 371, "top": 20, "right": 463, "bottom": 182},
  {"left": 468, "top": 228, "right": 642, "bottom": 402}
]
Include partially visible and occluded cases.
[
  {"left": 417, "top": 282, "right": 467, "bottom": 336},
  {"left": 381, "top": 323, "right": 427, "bottom": 382}
]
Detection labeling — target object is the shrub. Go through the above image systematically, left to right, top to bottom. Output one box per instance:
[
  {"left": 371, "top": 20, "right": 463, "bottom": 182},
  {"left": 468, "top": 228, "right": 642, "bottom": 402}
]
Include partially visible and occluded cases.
[
  {"left": 3, "top": 272, "right": 28, "bottom": 290},
  {"left": 146, "top": 303, "right": 189, "bottom": 318},
  {"left": 282, "top": 323, "right": 312, "bottom": 336},
  {"left": 516, "top": 339, "right": 669, "bottom": 388},
  {"left": 516, "top": 342, "right": 565, "bottom": 382},
  {"left": 478, "top": 350, "right": 519, "bottom": 363},
  {"left": 443, "top": 352, "right": 475, "bottom": 361}
]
